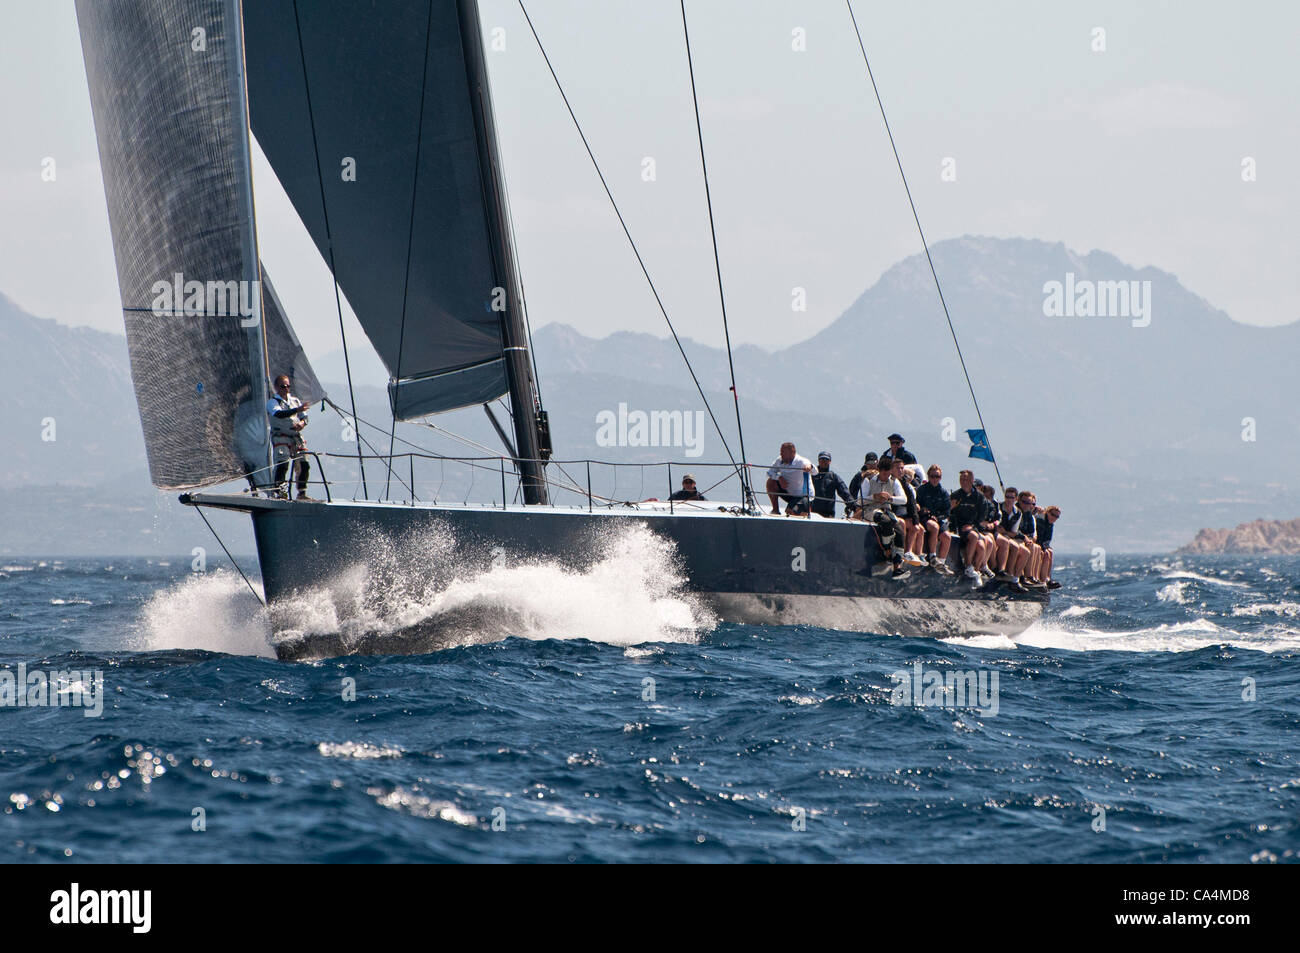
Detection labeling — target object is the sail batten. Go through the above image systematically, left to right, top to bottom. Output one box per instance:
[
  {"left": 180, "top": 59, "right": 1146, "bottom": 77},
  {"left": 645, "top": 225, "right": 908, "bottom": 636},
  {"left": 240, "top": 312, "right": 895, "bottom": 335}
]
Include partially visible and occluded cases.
[{"left": 242, "top": 0, "right": 512, "bottom": 419}]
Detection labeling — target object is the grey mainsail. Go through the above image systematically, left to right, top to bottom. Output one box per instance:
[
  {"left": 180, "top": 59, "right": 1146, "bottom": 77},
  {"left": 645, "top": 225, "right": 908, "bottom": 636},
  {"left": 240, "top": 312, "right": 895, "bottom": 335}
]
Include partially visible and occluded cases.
[
  {"left": 78, "top": 0, "right": 273, "bottom": 490},
  {"left": 242, "top": 0, "right": 514, "bottom": 420}
]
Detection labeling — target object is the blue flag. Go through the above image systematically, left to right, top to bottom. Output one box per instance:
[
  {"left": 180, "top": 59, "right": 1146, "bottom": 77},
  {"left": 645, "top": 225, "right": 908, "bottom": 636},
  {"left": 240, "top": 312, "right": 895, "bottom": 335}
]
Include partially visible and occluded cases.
[{"left": 966, "top": 429, "right": 995, "bottom": 463}]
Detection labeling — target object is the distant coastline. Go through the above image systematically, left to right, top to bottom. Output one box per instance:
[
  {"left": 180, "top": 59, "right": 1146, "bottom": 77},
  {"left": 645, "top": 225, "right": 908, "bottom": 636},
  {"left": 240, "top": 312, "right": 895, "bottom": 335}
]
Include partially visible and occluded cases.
[{"left": 1177, "top": 518, "right": 1300, "bottom": 554}]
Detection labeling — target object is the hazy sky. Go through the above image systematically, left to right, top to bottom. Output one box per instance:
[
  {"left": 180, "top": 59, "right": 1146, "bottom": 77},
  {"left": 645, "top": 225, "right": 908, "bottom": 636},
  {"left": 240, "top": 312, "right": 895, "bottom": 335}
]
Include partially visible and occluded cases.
[{"left": 2, "top": 0, "right": 1297, "bottom": 377}]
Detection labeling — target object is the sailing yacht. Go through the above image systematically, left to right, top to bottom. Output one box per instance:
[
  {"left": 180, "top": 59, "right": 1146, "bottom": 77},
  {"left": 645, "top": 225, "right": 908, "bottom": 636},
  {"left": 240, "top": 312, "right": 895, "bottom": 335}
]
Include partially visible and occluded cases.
[{"left": 77, "top": 0, "right": 1046, "bottom": 660}]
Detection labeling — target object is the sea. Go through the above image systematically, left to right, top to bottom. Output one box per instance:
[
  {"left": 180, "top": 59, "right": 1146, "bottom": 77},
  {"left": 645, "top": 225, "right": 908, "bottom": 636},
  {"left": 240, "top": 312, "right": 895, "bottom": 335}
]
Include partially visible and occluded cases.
[{"left": 2, "top": 539, "right": 1298, "bottom": 864}]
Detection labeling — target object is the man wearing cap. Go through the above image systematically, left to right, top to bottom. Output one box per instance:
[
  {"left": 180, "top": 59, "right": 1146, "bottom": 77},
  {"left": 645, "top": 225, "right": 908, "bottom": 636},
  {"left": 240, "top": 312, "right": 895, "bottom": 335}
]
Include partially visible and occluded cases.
[
  {"left": 880, "top": 433, "right": 917, "bottom": 470},
  {"left": 766, "top": 441, "right": 814, "bottom": 515},
  {"left": 809, "top": 450, "right": 853, "bottom": 519},
  {"left": 668, "top": 474, "right": 707, "bottom": 502}
]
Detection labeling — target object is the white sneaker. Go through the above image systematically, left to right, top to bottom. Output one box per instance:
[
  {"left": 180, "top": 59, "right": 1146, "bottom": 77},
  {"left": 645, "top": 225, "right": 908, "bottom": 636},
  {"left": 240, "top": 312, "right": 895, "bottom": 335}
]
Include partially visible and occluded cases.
[
  {"left": 902, "top": 552, "right": 926, "bottom": 567},
  {"left": 964, "top": 565, "right": 980, "bottom": 581}
]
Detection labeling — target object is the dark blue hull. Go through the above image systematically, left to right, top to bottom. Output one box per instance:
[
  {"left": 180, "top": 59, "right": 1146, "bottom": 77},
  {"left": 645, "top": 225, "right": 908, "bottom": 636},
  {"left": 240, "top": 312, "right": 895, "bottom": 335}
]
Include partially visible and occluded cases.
[{"left": 184, "top": 494, "right": 1046, "bottom": 659}]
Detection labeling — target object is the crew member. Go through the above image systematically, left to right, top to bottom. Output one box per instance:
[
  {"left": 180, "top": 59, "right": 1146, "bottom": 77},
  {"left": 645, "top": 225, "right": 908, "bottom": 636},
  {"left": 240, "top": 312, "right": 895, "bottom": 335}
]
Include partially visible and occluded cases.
[
  {"left": 267, "top": 374, "right": 314, "bottom": 500},
  {"left": 880, "top": 433, "right": 917, "bottom": 470},
  {"left": 766, "top": 442, "right": 814, "bottom": 515},
  {"left": 810, "top": 451, "right": 853, "bottom": 519},
  {"left": 847, "top": 453, "right": 879, "bottom": 518},
  {"left": 916, "top": 464, "right": 953, "bottom": 572},
  {"left": 950, "top": 470, "right": 989, "bottom": 582},
  {"left": 669, "top": 474, "right": 707, "bottom": 502},
  {"left": 1037, "top": 505, "right": 1062, "bottom": 589}
]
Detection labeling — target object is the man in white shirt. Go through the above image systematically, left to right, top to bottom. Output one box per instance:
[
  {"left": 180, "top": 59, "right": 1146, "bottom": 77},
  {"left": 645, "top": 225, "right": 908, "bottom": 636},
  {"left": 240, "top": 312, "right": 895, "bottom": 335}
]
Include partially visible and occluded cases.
[
  {"left": 765, "top": 441, "right": 814, "bottom": 515},
  {"left": 857, "top": 456, "right": 906, "bottom": 519},
  {"left": 856, "top": 457, "right": 911, "bottom": 578}
]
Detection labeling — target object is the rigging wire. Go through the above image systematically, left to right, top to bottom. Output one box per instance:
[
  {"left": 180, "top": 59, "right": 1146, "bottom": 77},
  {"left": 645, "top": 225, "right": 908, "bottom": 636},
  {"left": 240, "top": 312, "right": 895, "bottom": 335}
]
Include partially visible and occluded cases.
[
  {"left": 290, "top": 0, "right": 368, "bottom": 499},
  {"left": 384, "top": 0, "right": 437, "bottom": 501},
  {"left": 516, "top": 0, "right": 747, "bottom": 502},
  {"left": 678, "top": 0, "right": 755, "bottom": 510},
  {"left": 844, "top": 0, "right": 1004, "bottom": 492},
  {"left": 323, "top": 397, "right": 751, "bottom": 509},
  {"left": 325, "top": 397, "right": 628, "bottom": 505},
  {"left": 324, "top": 398, "right": 545, "bottom": 497},
  {"left": 326, "top": 398, "right": 478, "bottom": 459},
  {"left": 321, "top": 399, "right": 416, "bottom": 498},
  {"left": 420, "top": 419, "right": 506, "bottom": 458},
  {"left": 357, "top": 430, "right": 414, "bottom": 498},
  {"left": 193, "top": 507, "right": 265, "bottom": 607}
]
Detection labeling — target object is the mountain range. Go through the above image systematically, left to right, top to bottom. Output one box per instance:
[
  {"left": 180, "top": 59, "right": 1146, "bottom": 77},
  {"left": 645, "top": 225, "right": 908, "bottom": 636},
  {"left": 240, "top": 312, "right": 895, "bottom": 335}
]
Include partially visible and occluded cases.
[{"left": 2, "top": 236, "right": 1295, "bottom": 555}]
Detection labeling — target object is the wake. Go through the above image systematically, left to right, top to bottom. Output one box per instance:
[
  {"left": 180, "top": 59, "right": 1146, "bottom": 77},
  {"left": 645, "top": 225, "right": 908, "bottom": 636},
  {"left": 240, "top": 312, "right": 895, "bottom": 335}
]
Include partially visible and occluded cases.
[{"left": 999, "top": 617, "right": 1300, "bottom": 654}]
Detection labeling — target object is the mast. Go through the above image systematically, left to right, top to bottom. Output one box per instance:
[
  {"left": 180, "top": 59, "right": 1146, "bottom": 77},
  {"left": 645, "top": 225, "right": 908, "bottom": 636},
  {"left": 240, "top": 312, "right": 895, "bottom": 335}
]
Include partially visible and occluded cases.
[{"left": 458, "top": 0, "right": 549, "bottom": 505}]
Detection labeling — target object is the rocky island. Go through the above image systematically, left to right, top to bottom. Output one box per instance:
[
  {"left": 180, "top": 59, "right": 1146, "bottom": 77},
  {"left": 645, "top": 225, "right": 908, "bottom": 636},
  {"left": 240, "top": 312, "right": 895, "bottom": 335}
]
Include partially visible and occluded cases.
[{"left": 1177, "top": 518, "right": 1300, "bottom": 554}]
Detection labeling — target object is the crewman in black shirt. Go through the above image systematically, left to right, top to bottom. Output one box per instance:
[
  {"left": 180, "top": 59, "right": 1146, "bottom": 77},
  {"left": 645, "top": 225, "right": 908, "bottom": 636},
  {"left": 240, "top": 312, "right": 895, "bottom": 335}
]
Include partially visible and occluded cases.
[
  {"left": 809, "top": 451, "right": 853, "bottom": 519},
  {"left": 669, "top": 474, "right": 707, "bottom": 502}
]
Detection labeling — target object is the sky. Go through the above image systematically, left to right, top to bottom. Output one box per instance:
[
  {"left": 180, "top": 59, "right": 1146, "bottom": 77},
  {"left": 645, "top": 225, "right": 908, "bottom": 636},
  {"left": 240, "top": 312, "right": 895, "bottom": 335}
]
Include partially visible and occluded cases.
[{"left": 2, "top": 0, "right": 1298, "bottom": 376}]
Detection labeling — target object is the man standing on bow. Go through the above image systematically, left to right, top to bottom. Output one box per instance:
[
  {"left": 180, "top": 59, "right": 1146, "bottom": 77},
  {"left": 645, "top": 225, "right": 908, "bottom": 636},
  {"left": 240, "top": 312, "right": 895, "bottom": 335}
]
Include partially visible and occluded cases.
[{"left": 267, "top": 374, "right": 315, "bottom": 500}]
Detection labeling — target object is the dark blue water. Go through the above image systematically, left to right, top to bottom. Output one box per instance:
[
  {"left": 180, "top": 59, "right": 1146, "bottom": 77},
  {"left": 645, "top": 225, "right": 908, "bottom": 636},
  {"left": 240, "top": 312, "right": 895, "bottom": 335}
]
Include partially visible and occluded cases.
[{"left": 2, "top": 553, "right": 1297, "bottom": 862}]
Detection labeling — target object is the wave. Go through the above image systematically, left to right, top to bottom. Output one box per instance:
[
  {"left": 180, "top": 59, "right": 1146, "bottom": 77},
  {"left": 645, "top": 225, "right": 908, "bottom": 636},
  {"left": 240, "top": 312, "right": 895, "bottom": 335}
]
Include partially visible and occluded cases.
[
  {"left": 270, "top": 521, "right": 713, "bottom": 658},
  {"left": 133, "top": 523, "right": 713, "bottom": 659},
  {"left": 1159, "top": 569, "right": 1249, "bottom": 588},
  {"left": 135, "top": 570, "right": 275, "bottom": 658},
  {"left": 1156, "top": 581, "right": 1188, "bottom": 604},
  {"left": 1231, "top": 601, "right": 1300, "bottom": 619},
  {"left": 1059, "top": 605, "right": 1102, "bottom": 618},
  {"left": 1013, "top": 617, "right": 1300, "bottom": 654},
  {"left": 946, "top": 633, "right": 1019, "bottom": 650},
  {"left": 318, "top": 741, "right": 403, "bottom": 760},
  {"left": 366, "top": 786, "right": 477, "bottom": 826}
]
